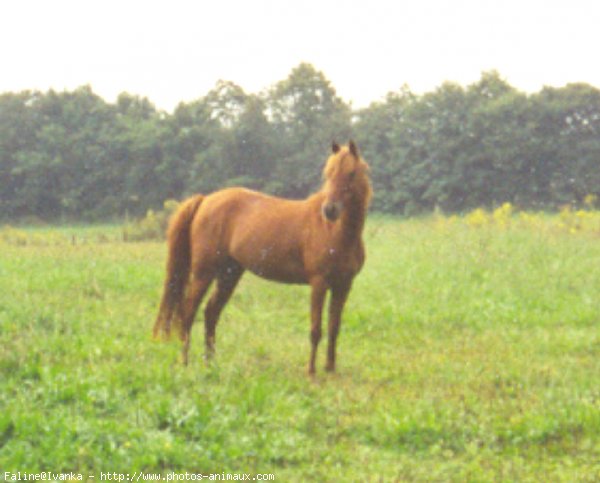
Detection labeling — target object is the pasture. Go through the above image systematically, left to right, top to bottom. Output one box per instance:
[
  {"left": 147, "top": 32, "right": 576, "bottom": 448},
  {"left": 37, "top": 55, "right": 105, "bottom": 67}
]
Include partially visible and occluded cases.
[{"left": 1, "top": 212, "right": 599, "bottom": 481}]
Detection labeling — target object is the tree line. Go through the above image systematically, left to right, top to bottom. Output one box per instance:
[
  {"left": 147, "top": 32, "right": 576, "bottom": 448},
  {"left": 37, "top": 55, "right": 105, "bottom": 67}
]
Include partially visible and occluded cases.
[{"left": 1, "top": 63, "right": 599, "bottom": 221}]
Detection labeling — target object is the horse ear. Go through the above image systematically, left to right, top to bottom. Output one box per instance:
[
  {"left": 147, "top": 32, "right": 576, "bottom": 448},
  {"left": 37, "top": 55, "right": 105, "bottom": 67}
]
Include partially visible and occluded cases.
[
  {"left": 349, "top": 140, "right": 359, "bottom": 157},
  {"left": 332, "top": 142, "right": 341, "bottom": 154}
]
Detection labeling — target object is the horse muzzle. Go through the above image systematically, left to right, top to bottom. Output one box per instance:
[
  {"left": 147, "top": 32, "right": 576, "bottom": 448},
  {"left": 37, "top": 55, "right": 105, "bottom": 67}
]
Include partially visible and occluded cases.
[{"left": 322, "top": 201, "right": 343, "bottom": 222}]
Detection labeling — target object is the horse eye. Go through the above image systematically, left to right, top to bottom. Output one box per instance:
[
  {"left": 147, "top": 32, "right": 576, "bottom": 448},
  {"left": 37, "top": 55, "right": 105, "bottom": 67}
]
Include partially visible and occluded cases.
[{"left": 348, "top": 171, "right": 356, "bottom": 180}]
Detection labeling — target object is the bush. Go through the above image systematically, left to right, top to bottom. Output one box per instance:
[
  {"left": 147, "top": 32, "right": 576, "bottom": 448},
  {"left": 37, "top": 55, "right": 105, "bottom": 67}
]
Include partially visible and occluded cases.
[
  {"left": 123, "top": 199, "right": 180, "bottom": 242},
  {"left": 0, "top": 225, "right": 71, "bottom": 246}
]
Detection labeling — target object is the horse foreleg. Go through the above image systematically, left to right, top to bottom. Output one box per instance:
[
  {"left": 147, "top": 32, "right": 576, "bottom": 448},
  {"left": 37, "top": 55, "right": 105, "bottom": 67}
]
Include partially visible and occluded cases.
[
  {"left": 204, "top": 265, "right": 244, "bottom": 360},
  {"left": 180, "top": 276, "right": 213, "bottom": 365},
  {"left": 308, "top": 278, "right": 328, "bottom": 376},
  {"left": 326, "top": 280, "right": 351, "bottom": 373}
]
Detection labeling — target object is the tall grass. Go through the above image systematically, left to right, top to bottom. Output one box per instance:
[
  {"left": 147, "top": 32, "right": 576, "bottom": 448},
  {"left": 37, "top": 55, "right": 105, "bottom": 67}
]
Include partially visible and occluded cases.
[{"left": 1, "top": 210, "right": 599, "bottom": 480}]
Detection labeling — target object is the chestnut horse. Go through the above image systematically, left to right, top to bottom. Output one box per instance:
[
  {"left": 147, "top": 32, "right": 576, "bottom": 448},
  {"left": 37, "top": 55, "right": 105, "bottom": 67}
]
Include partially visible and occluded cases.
[{"left": 152, "top": 141, "right": 372, "bottom": 374}]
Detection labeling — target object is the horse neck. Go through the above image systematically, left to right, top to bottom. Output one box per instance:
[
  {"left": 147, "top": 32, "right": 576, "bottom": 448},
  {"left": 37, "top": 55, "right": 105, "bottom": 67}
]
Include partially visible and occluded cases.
[{"left": 339, "top": 194, "right": 368, "bottom": 244}]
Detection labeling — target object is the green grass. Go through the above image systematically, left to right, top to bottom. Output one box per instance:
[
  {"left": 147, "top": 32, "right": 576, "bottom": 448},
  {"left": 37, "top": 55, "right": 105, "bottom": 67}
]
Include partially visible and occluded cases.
[{"left": 1, "top": 216, "right": 599, "bottom": 481}]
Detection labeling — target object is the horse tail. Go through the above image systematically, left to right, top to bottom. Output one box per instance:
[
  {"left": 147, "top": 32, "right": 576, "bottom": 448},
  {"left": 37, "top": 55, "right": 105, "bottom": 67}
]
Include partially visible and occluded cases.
[{"left": 153, "top": 194, "right": 204, "bottom": 340}]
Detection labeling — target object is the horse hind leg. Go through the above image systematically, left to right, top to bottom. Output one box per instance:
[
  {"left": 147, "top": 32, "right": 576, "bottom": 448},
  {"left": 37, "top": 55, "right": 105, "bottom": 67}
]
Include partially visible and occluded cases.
[
  {"left": 204, "top": 262, "right": 244, "bottom": 360},
  {"left": 180, "top": 275, "right": 213, "bottom": 365}
]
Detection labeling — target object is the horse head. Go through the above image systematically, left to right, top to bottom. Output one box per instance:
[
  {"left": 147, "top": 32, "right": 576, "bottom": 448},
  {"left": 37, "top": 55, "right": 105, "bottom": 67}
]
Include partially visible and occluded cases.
[{"left": 322, "top": 141, "right": 371, "bottom": 222}]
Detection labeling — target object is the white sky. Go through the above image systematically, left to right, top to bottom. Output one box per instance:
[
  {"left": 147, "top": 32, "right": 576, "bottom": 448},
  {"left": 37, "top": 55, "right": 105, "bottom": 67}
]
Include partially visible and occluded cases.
[{"left": 2, "top": 0, "right": 600, "bottom": 111}]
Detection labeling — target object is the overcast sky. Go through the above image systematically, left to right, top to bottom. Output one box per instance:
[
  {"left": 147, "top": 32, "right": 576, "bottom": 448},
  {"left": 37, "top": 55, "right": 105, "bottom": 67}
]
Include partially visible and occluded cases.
[{"left": 2, "top": 0, "right": 599, "bottom": 111}]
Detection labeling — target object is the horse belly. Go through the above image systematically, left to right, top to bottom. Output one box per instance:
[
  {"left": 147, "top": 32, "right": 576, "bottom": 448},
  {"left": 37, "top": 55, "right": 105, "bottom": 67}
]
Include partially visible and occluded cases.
[
  {"left": 223, "top": 196, "right": 310, "bottom": 284},
  {"left": 229, "top": 237, "right": 308, "bottom": 284},
  {"left": 243, "top": 249, "right": 308, "bottom": 284},
  {"left": 250, "top": 267, "right": 307, "bottom": 284}
]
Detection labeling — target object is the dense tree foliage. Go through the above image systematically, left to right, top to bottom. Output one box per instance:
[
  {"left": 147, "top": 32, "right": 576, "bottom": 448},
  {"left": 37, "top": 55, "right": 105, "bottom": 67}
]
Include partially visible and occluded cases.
[
  {"left": 1, "top": 65, "right": 599, "bottom": 221},
  {"left": 355, "top": 72, "right": 600, "bottom": 213}
]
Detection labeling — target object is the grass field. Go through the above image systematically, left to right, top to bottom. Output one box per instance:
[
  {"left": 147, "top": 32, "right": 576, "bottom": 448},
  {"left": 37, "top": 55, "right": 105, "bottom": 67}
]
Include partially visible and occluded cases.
[{"left": 1, "top": 211, "right": 599, "bottom": 481}]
